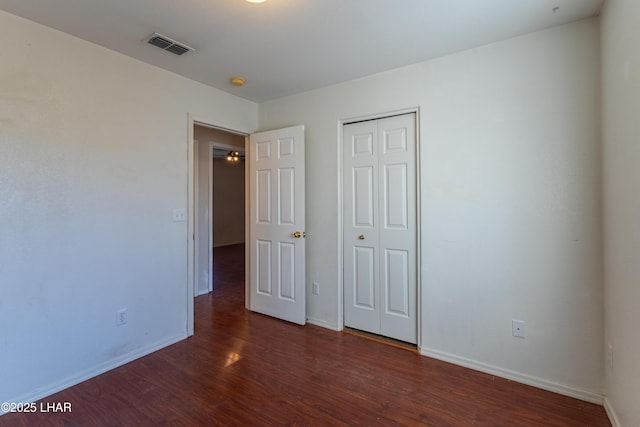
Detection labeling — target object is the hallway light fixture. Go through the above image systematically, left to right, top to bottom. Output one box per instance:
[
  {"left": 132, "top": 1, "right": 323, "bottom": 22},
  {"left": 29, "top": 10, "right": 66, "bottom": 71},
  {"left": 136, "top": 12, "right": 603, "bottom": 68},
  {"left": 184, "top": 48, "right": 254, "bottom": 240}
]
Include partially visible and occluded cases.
[
  {"left": 246, "top": 0, "right": 267, "bottom": 3},
  {"left": 226, "top": 151, "right": 241, "bottom": 163}
]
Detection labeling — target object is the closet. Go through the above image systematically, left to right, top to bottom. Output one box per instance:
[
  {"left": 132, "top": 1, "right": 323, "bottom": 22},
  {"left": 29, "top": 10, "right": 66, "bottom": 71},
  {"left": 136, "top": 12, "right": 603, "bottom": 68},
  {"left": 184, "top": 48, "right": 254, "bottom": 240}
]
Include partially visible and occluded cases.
[{"left": 343, "top": 113, "right": 417, "bottom": 344}]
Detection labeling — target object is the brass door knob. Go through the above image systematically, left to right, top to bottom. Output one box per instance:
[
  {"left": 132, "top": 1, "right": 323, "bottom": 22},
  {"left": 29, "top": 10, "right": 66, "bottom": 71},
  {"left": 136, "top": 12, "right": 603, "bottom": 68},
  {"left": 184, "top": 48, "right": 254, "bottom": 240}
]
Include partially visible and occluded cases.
[
  {"left": 292, "top": 231, "right": 302, "bottom": 238},
  {"left": 358, "top": 235, "right": 365, "bottom": 240}
]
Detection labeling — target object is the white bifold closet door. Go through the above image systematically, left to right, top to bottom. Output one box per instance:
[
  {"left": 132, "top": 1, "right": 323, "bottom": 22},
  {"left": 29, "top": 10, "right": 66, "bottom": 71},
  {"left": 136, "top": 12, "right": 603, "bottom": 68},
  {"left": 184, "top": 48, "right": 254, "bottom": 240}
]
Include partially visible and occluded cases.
[{"left": 343, "top": 113, "right": 417, "bottom": 344}]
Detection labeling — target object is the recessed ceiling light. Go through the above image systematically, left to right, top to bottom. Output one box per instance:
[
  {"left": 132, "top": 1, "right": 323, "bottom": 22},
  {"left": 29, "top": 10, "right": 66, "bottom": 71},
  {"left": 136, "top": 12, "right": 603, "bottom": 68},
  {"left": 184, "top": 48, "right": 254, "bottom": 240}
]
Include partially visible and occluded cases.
[{"left": 246, "top": 0, "right": 267, "bottom": 3}]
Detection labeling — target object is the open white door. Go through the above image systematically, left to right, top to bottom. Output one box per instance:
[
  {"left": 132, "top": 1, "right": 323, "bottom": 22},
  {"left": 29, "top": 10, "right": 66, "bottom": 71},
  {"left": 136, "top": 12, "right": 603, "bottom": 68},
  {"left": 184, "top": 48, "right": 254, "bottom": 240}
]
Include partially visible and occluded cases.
[{"left": 249, "top": 125, "right": 306, "bottom": 325}]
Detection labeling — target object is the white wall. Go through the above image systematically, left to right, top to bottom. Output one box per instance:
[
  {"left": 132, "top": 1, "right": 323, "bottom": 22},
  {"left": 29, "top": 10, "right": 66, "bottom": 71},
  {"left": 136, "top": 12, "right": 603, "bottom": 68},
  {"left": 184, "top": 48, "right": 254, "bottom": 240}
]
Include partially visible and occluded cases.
[
  {"left": 601, "top": 0, "right": 640, "bottom": 425},
  {"left": 0, "top": 10, "right": 257, "bottom": 404},
  {"left": 259, "top": 19, "right": 603, "bottom": 400}
]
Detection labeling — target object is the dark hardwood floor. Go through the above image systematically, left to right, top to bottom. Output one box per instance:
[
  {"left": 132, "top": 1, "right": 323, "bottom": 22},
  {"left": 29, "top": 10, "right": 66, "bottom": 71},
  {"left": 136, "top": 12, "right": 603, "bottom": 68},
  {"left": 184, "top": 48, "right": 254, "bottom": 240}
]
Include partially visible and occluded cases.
[{"left": 2, "top": 243, "right": 610, "bottom": 426}]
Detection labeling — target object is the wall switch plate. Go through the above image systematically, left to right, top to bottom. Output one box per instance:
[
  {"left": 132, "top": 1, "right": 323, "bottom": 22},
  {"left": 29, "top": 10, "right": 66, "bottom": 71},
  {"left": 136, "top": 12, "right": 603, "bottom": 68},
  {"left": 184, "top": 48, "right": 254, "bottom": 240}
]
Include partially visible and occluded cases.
[
  {"left": 173, "top": 208, "right": 186, "bottom": 222},
  {"left": 312, "top": 281, "right": 320, "bottom": 295},
  {"left": 116, "top": 309, "right": 127, "bottom": 326},
  {"left": 512, "top": 319, "right": 525, "bottom": 338},
  {"left": 607, "top": 343, "right": 613, "bottom": 369}
]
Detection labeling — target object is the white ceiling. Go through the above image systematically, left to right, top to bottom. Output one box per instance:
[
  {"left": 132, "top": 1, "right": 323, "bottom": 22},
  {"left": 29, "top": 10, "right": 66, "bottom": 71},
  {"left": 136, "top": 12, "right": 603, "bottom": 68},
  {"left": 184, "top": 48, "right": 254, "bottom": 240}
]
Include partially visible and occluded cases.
[{"left": 0, "top": 0, "right": 603, "bottom": 103}]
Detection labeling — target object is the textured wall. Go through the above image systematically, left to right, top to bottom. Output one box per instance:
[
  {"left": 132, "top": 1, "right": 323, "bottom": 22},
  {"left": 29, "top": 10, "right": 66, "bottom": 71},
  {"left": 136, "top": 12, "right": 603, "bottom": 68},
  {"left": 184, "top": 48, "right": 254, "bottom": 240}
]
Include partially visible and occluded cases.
[
  {"left": 601, "top": 0, "right": 640, "bottom": 425},
  {"left": 0, "top": 10, "right": 257, "bottom": 403}
]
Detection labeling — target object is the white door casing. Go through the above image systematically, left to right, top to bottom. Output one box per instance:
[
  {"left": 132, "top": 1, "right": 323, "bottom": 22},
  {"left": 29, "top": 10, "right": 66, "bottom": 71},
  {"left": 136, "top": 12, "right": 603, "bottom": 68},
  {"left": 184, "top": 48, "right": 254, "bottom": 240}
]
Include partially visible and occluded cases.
[
  {"left": 343, "top": 114, "right": 417, "bottom": 344},
  {"left": 249, "top": 125, "right": 306, "bottom": 325},
  {"left": 194, "top": 139, "right": 212, "bottom": 297},
  {"left": 208, "top": 142, "right": 214, "bottom": 293}
]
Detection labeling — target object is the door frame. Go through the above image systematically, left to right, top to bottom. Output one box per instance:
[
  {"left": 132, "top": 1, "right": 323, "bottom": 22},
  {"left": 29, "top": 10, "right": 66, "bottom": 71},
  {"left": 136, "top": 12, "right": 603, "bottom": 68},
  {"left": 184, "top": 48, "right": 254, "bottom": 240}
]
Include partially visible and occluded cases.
[
  {"left": 337, "top": 107, "right": 422, "bottom": 347},
  {"left": 187, "top": 113, "right": 250, "bottom": 336},
  {"left": 192, "top": 139, "right": 213, "bottom": 297}
]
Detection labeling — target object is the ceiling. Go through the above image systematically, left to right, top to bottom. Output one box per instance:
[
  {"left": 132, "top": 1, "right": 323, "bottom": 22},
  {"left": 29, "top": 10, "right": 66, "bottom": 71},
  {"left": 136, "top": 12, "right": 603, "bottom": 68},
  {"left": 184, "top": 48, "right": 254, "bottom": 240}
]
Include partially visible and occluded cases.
[{"left": 0, "top": 0, "right": 603, "bottom": 103}]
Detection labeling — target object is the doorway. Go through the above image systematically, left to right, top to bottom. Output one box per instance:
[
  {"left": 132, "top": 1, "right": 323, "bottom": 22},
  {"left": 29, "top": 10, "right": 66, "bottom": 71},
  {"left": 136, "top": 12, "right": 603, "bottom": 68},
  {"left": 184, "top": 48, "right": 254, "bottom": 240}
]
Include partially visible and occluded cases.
[
  {"left": 342, "top": 112, "right": 418, "bottom": 344},
  {"left": 187, "top": 118, "right": 308, "bottom": 336},
  {"left": 192, "top": 122, "right": 248, "bottom": 327}
]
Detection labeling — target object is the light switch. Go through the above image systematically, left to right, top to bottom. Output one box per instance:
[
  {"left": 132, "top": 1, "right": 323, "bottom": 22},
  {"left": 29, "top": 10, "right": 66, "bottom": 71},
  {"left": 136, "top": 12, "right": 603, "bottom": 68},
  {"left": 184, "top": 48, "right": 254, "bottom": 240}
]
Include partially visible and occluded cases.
[{"left": 173, "top": 208, "right": 186, "bottom": 222}]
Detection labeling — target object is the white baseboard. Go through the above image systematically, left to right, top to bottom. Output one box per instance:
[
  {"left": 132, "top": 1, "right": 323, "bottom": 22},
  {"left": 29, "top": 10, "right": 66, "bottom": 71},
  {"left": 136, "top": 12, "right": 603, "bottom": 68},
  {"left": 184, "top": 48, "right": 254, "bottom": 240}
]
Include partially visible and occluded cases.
[
  {"left": 306, "top": 317, "right": 341, "bottom": 331},
  {"left": 2, "top": 333, "right": 187, "bottom": 415},
  {"left": 420, "top": 346, "right": 603, "bottom": 405},
  {"left": 603, "top": 396, "right": 621, "bottom": 427}
]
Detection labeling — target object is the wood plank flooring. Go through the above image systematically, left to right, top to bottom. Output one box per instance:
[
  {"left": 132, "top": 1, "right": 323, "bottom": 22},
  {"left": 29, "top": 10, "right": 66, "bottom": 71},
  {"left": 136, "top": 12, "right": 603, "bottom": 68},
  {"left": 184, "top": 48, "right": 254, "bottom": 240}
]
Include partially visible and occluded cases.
[{"left": 1, "top": 243, "right": 610, "bottom": 426}]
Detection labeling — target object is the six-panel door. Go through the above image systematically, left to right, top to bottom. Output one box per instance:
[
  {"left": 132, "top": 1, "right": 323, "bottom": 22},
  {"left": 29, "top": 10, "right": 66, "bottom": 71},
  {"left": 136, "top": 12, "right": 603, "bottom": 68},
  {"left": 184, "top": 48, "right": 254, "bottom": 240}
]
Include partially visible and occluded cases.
[
  {"left": 343, "top": 114, "right": 417, "bottom": 344},
  {"left": 249, "top": 125, "right": 306, "bottom": 325}
]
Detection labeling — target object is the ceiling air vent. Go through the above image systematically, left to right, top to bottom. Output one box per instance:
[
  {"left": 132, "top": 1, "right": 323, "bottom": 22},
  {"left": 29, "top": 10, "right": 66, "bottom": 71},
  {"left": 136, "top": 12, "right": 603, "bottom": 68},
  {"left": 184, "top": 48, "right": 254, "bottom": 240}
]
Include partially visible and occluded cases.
[{"left": 146, "top": 33, "right": 195, "bottom": 56}]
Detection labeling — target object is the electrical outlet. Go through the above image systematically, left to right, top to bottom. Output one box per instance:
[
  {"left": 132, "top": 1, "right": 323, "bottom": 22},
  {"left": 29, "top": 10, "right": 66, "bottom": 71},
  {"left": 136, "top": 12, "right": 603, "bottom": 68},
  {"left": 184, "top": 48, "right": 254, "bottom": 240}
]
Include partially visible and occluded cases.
[
  {"left": 173, "top": 208, "right": 186, "bottom": 222},
  {"left": 312, "top": 281, "right": 320, "bottom": 295},
  {"left": 116, "top": 309, "right": 127, "bottom": 326},
  {"left": 512, "top": 319, "right": 525, "bottom": 338}
]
